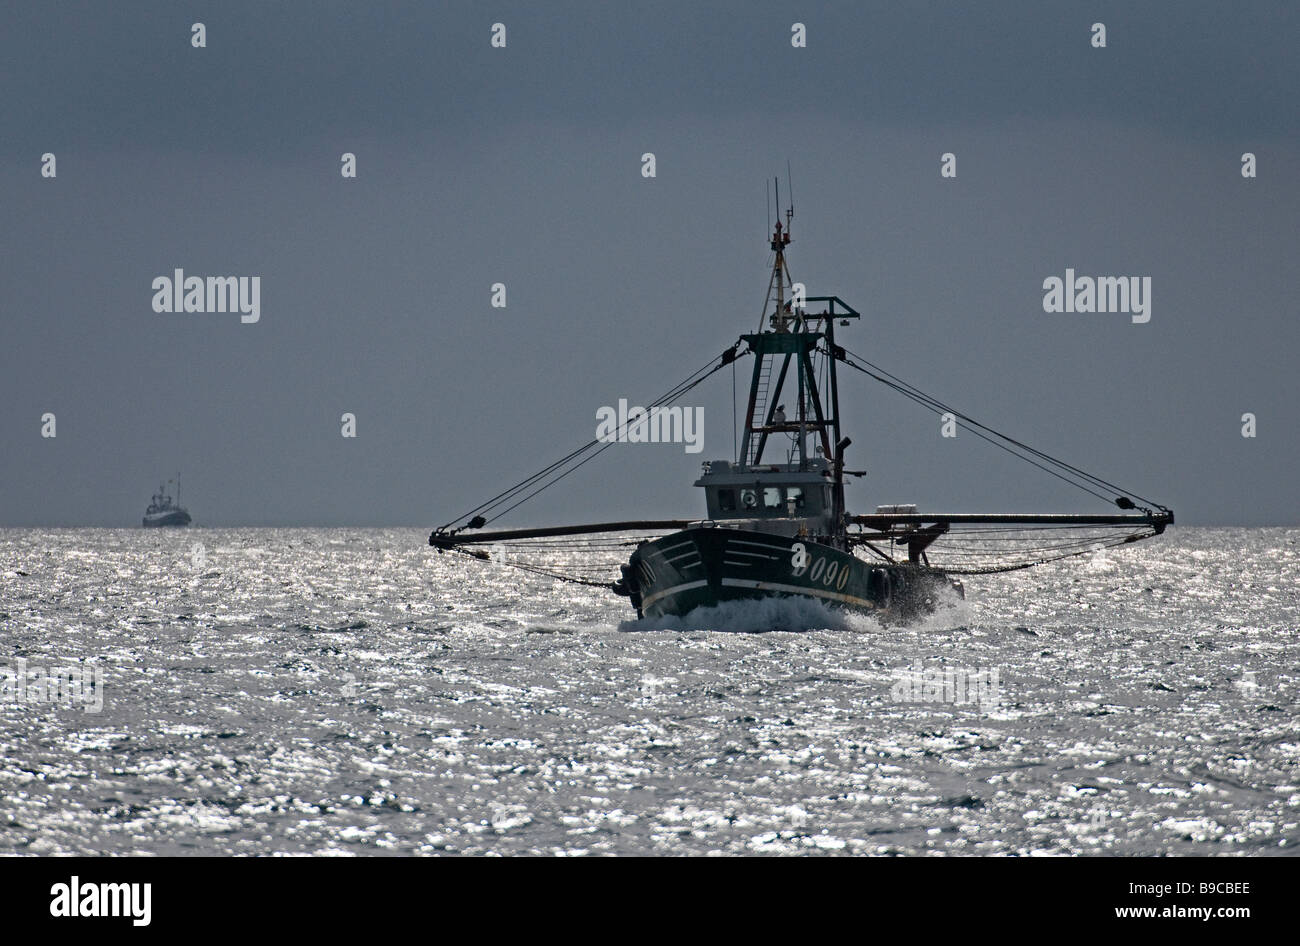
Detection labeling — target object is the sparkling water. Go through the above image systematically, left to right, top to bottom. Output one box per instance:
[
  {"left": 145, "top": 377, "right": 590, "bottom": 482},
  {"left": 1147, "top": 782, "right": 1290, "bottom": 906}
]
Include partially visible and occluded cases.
[{"left": 1, "top": 527, "right": 1296, "bottom": 855}]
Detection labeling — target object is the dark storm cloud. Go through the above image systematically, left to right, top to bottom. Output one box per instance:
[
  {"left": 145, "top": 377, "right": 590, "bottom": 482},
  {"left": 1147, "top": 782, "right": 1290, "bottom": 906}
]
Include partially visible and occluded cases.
[
  {"left": 4, "top": 1, "right": 1295, "bottom": 154},
  {"left": 1, "top": 2, "right": 1297, "bottom": 526}
]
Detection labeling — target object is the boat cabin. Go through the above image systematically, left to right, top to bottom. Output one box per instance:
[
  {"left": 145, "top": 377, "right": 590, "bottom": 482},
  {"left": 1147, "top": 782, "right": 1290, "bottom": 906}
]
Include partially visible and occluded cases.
[{"left": 694, "top": 458, "right": 833, "bottom": 523}]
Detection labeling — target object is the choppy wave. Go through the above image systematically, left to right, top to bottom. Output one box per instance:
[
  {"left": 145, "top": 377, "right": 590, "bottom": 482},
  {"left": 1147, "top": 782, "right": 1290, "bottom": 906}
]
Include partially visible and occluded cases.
[
  {"left": 0, "top": 526, "right": 1297, "bottom": 855},
  {"left": 618, "top": 594, "right": 878, "bottom": 633}
]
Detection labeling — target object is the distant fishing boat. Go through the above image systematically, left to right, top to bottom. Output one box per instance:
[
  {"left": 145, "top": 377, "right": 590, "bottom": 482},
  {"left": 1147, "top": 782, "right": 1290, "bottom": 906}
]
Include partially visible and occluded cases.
[
  {"left": 430, "top": 183, "right": 1172, "bottom": 622},
  {"left": 142, "top": 475, "right": 191, "bottom": 528}
]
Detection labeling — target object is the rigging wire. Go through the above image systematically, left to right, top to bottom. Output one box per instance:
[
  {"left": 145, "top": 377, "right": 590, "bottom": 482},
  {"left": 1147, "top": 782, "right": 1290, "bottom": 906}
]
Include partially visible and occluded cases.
[
  {"left": 437, "top": 342, "right": 748, "bottom": 531},
  {"left": 831, "top": 344, "right": 1168, "bottom": 512},
  {"left": 732, "top": 355, "right": 738, "bottom": 464},
  {"left": 847, "top": 520, "right": 1158, "bottom": 575},
  {"left": 928, "top": 528, "right": 1158, "bottom": 575},
  {"left": 442, "top": 545, "right": 617, "bottom": 588}
]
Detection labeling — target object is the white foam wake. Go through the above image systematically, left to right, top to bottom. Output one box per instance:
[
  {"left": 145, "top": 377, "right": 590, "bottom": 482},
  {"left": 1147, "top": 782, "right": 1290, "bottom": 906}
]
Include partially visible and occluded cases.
[{"left": 617, "top": 595, "right": 883, "bottom": 634}]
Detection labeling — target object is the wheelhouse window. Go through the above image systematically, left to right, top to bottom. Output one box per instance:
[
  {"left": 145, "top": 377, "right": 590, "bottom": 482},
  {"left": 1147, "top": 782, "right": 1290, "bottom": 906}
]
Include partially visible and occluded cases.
[
  {"left": 763, "top": 487, "right": 782, "bottom": 509},
  {"left": 787, "top": 487, "right": 805, "bottom": 509},
  {"left": 718, "top": 489, "right": 736, "bottom": 512}
]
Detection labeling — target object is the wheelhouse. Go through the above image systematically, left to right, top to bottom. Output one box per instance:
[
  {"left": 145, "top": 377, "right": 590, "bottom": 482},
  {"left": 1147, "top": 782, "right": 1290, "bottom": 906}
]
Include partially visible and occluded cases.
[{"left": 694, "top": 458, "right": 833, "bottom": 521}]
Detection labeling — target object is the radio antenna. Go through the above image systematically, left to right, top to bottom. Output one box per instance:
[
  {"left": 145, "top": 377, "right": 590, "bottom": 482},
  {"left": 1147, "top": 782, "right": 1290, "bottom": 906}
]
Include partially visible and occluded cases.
[{"left": 780, "top": 162, "right": 790, "bottom": 222}]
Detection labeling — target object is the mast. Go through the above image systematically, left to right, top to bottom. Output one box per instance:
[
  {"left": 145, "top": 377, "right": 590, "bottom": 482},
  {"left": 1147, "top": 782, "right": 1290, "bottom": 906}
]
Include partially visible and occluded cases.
[
  {"left": 771, "top": 178, "right": 791, "bottom": 333},
  {"left": 739, "top": 184, "right": 860, "bottom": 546},
  {"left": 743, "top": 184, "right": 815, "bottom": 468},
  {"left": 826, "top": 312, "right": 846, "bottom": 543}
]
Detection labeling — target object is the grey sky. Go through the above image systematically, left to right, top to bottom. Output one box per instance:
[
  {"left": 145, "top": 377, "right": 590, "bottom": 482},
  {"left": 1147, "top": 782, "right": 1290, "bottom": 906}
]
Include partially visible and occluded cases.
[{"left": 2, "top": 1, "right": 1296, "bottom": 526}]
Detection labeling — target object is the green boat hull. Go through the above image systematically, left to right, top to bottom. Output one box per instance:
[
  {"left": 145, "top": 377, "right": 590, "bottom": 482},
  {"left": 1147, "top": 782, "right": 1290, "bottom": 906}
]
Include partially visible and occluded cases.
[{"left": 622, "top": 526, "right": 961, "bottom": 623}]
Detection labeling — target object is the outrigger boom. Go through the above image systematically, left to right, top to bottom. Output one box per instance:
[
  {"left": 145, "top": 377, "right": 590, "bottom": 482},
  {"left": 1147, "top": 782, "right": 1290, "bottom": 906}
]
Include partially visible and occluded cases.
[
  {"left": 432, "top": 511, "right": 1170, "bottom": 547},
  {"left": 849, "top": 512, "right": 1173, "bottom": 528},
  {"left": 431, "top": 520, "right": 696, "bottom": 547}
]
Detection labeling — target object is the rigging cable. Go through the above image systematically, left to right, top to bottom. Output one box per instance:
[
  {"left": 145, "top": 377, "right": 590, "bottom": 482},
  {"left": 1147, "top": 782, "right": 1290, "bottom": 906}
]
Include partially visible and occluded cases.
[
  {"left": 437, "top": 340, "right": 749, "bottom": 531},
  {"left": 830, "top": 344, "right": 1169, "bottom": 513},
  {"left": 732, "top": 354, "right": 738, "bottom": 464},
  {"left": 442, "top": 545, "right": 620, "bottom": 588}
]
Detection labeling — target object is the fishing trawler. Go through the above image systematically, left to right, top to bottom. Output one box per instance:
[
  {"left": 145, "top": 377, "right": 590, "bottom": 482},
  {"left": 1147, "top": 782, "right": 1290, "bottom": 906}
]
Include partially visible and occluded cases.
[
  {"left": 430, "top": 186, "right": 1172, "bottom": 622},
  {"left": 142, "top": 476, "right": 191, "bottom": 527}
]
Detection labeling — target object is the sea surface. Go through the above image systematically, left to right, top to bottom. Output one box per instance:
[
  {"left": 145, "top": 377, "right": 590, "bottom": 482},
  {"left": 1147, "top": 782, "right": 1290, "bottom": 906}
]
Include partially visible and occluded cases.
[{"left": 1, "top": 526, "right": 1297, "bottom": 856}]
